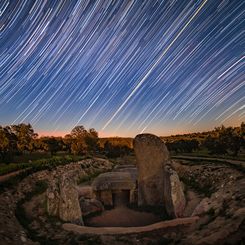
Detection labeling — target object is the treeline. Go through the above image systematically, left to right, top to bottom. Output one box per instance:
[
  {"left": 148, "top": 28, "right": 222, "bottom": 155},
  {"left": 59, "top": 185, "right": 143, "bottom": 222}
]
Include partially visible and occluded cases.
[
  {"left": 1, "top": 122, "right": 244, "bottom": 163},
  {"left": 164, "top": 123, "right": 245, "bottom": 156},
  {"left": 0, "top": 124, "right": 133, "bottom": 163},
  {"left": 0, "top": 124, "right": 100, "bottom": 162},
  {"left": 202, "top": 124, "right": 245, "bottom": 156},
  {"left": 99, "top": 137, "right": 133, "bottom": 149},
  {"left": 99, "top": 137, "right": 133, "bottom": 158},
  {"left": 165, "top": 139, "right": 199, "bottom": 154}
]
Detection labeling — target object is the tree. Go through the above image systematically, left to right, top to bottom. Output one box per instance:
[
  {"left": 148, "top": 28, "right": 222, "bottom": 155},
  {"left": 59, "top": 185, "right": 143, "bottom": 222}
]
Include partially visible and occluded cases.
[
  {"left": 240, "top": 122, "right": 245, "bottom": 149},
  {"left": 240, "top": 122, "right": 245, "bottom": 136},
  {"left": 11, "top": 123, "right": 38, "bottom": 154},
  {"left": 203, "top": 125, "right": 242, "bottom": 156},
  {"left": 0, "top": 126, "right": 10, "bottom": 161},
  {"left": 0, "top": 126, "right": 18, "bottom": 162},
  {"left": 69, "top": 126, "right": 89, "bottom": 155},
  {"left": 71, "top": 126, "right": 87, "bottom": 138},
  {"left": 219, "top": 126, "right": 242, "bottom": 156},
  {"left": 85, "top": 128, "right": 99, "bottom": 152},
  {"left": 63, "top": 134, "right": 73, "bottom": 153},
  {"left": 39, "top": 137, "right": 63, "bottom": 155},
  {"left": 166, "top": 139, "right": 199, "bottom": 153},
  {"left": 103, "top": 140, "right": 131, "bottom": 158}
]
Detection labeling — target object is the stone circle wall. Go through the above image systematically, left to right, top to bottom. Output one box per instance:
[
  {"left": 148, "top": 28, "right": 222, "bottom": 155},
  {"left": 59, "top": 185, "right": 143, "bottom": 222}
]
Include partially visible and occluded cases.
[{"left": 0, "top": 158, "right": 114, "bottom": 244}]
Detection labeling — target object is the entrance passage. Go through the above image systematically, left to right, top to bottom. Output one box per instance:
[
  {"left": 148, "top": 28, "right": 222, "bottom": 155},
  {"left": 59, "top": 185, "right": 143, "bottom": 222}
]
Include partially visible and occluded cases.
[{"left": 112, "top": 190, "right": 130, "bottom": 207}]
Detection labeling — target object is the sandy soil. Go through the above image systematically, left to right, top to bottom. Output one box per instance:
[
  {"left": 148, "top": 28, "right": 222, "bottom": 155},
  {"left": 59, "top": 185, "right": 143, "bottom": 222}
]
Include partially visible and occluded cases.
[{"left": 85, "top": 207, "right": 162, "bottom": 227}]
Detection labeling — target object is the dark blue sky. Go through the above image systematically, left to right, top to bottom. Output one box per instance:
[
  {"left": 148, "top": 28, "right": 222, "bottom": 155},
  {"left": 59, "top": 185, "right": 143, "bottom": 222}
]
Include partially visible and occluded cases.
[{"left": 0, "top": 0, "right": 244, "bottom": 137}]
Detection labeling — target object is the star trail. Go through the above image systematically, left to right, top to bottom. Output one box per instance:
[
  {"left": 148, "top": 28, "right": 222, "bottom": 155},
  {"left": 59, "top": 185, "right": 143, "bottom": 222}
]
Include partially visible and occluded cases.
[{"left": 0, "top": 0, "right": 244, "bottom": 137}]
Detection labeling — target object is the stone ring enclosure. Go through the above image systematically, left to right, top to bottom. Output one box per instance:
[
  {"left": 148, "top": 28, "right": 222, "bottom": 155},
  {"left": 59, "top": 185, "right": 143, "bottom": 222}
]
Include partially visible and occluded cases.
[
  {"left": 48, "top": 133, "right": 186, "bottom": 225},
  {"left": 0, "top": 134, "right": 244, "bottom": 244}
]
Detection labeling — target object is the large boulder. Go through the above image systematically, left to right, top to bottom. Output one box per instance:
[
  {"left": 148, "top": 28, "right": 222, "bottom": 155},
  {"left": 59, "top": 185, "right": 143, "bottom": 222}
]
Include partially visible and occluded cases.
[
  {"left": 133, "top": 133, "right": 170, "bottom": 206},
  {"left": 163, "top": 165, "right": 186, "bottom": 218},
  {"left": 113, "top": 166, "right": 138, "bottom": 180},
  {"left": 47, "top": 172, "right": 83, "bottom": 224},
  {"left": 58, "top": 173, "right": 83, "bottom": 224},
  {"left": 76, "top": 186, "right": 93, "bottom": 199},
  {"left": 79, "top": 198, "right": 104, "bottom": 216}
]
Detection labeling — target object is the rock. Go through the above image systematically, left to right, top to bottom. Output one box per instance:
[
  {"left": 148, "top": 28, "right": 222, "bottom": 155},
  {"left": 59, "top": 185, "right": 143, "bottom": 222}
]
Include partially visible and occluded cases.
[
  {"left": 133, "top": 133, "right": 170, "bottom": 206},
  {"left": 163, "top": 165, "right": 186, "bottom": 218},
  {"left": 113, "top": 166, "right": 138, "bottom": 180},
  {"left": 47, "top": 171, "right": 83, "bottom": 224},
  {"left": 58, "top": 172, "right": 83, "bottom": 224},
  {"left": 92, "top": 172, "right": 136, "bottom": 206},
  {"left": 92, "top": 172, "right": 136, "bottom": 191},
  {"left": 46, "top": 179, "right": 60, "bottom": 217},
  {"left": 76, "top": 186, "right": 93, "bottom": 199},
  {"left": 79, "top": 198, "right": 104, "bottom": 216},
  {"left": 192, "top": 198, "right": 211, "bottom": 216},
  {"left": 233, "top": 207, "right": 245, "bottom": 217},
  {"left": 20, "top": 235, "right": 27, "bottom": 242}
]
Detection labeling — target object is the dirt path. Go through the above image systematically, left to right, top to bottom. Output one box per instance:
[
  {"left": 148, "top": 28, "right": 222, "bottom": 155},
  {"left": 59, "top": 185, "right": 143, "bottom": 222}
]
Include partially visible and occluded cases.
[
  {"left": 173, "top": 155, "right": 245, "bottom": 169},
  {"left": 0, "top": 169, "right": 29, "bottom": 183},
  {"left": 85, "top": 207, "right": 162, "bottom": 227},
  {"left": 64, "top": 216, "right": 199, "bottom": 235}
]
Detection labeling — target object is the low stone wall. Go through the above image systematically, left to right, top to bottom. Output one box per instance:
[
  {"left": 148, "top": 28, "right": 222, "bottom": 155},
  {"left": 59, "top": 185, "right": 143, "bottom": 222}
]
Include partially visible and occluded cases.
[
  {"left": 0, "top": 157, "right": 244, "bottom": 245},
  {"left": 0, "top": 158, "right": 114, "bottom": 245},
  {"left": 172, "top": 160, "right": 245, "bottom": 244},
  {"left": 63, "top": 216, "right": 199, "bottom": 235}
]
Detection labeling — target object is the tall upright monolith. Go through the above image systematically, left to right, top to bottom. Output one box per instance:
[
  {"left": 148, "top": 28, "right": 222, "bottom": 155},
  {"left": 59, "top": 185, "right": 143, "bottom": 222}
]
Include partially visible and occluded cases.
[{"left": 133, "top": 133, "right": 170, "bottom": 206}]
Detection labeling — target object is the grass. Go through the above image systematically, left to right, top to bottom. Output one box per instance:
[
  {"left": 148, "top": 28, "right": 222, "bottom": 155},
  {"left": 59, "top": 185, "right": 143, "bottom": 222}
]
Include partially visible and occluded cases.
[
  {"left": 172, "top": 149, "right": 245, "bottom": 161},
  {"left": 6, "top": 151, "right": 69, "bottom": 163},
  {"left": 0, "top": 155, "right": 86, "bottom": 176},
  {"left": 0, "top": 162, "right": 31, "bottom": 175}
]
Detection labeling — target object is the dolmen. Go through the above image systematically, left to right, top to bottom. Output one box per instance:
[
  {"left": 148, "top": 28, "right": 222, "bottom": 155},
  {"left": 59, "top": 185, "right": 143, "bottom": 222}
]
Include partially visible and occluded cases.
[
  {"left": 90, "top": 133, "right": 186, "bottom": 218},
  {"left": 92, "top": 171, "right": 137, "bottom": 207}
]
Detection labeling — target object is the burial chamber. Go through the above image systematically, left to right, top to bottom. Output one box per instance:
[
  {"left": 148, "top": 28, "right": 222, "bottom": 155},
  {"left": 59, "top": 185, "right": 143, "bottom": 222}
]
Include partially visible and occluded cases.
[
  {"left": 58, "top": 133, "right": 188, "bottom": 231},
  {"left": 88, "top": 133, "right": 186, "bottom": 227},
  {"left": 91, "top": 169, "right": 137, "bottom": 207}
]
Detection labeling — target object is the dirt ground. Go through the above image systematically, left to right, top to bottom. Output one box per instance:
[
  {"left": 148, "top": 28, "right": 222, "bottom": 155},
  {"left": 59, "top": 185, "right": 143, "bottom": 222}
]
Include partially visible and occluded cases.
[{"left": 85, "top": 207, "right": 162, "bottom": 227}]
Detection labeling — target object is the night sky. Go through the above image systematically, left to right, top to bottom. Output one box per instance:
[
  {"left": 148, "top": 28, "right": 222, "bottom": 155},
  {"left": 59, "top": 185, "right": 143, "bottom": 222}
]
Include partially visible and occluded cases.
[{"left": 0, "top": 0, "right": 244, "bottom": 137}]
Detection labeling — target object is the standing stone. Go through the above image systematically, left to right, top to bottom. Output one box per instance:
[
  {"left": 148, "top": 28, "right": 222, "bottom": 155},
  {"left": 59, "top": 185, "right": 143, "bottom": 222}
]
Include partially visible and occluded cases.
[
  {"left": 133, "top": 133, "right": 170, "bottom": 206},
  {"left": 163, "top": 165, "right": 186, "bottom": 218},
  {"left": 46, "top": 171, "right": 83, "bottom": 224},
  {"left": 58, "top": 173, "right": 83, "bottom": 224},
  {"left": 46, "top": 178, "right": 60, "bottom": 217}
]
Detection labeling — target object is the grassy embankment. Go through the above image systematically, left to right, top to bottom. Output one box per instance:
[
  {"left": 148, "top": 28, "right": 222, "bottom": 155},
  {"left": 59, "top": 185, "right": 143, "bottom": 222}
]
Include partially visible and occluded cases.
[{"left": 0, "top": 153, "right": 86, "bottom": 176}]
